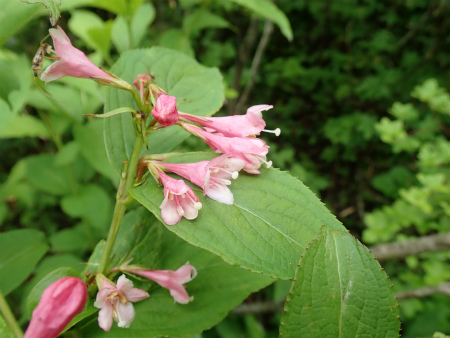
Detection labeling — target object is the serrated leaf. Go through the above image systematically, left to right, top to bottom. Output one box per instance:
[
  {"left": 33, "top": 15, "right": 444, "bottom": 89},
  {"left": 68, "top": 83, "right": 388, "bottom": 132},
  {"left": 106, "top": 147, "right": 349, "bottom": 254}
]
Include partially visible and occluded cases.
[
  {"left": 22, "top": 0, "right": 61, "bottom": 26},
  {"left": 227, "top": 0, "right": 293, "bottom": 41},
  {"left": 104, "top": 47, "right": 224, "bottom": 175},
  {"left": 130, "top": 167, "right": 345, "bottom": 279},
  {"left": 80, "top": 219, "right": 273, "bottom": 337},
  {"left": 279, "top": 226, "right": 400, "bottom": 337},
  {"left": 0, "top": 229, "right": 48, "bottom": 295}
]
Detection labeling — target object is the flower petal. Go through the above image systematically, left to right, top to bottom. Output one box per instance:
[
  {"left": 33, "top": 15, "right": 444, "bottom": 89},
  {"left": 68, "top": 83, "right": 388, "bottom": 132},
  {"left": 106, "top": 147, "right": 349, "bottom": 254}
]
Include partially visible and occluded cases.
[
  {"left": 116, "top": 302, "right": 135, "bottom": 328},
  {"left": 98, "top": 303, "right": 114, "bottom": 332}
]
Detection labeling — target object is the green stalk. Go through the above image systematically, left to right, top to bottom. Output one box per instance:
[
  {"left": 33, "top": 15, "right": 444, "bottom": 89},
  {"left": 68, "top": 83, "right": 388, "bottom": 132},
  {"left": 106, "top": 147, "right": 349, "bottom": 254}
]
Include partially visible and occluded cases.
[
  {"left": 97, "top": 132, "right": 145, "bottom": 274},
  {"left": 0, "top": 290, "right": 23, "bottom": 338}
]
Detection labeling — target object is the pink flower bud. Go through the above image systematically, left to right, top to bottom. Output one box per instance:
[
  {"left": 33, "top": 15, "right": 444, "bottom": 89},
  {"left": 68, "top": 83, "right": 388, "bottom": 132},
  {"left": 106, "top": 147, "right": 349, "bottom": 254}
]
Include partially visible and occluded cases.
[
  {"left": 151, "top": 94, "right": 179, "bottom": 126},
  {"left": 24, "top": 277, "right": 88, "bottom": 338}
]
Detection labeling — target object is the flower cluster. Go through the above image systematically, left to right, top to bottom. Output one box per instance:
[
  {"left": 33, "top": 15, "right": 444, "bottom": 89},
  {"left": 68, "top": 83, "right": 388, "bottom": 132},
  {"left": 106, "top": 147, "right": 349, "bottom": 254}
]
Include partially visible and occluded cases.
[{"left": 141, "top": 98, "right": 279, "bottom": 224}]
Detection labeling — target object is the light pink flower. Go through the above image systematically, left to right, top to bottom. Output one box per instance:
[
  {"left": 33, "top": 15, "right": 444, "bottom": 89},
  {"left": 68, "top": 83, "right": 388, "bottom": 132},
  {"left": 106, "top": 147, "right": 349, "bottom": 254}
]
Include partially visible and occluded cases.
[
  {"left": 40, "top": 26, "right": 113, "bottom": 83},
  {"left": 151, "top": 94, "right": 179, "bottom": 126},
  {"left": 180, "top": 105, "right": 277, "bottom": 138},
  {"left": 184, "top": 125, "right": 271, "bottom": 174},
  {"left": 160, "top": 154, "right": 245, "bottom": 204},
  {"left": 158, "top": 169, "right": 202, "bottom": 225},
  {"left": 131, "top": 263, "right": 197, "bottom": 304},
  {"left": 93, "top": 275, "right": 149, "bottom": 332},
  {"left": 24, "top": 277, "right": 87, "bottom": 338}
]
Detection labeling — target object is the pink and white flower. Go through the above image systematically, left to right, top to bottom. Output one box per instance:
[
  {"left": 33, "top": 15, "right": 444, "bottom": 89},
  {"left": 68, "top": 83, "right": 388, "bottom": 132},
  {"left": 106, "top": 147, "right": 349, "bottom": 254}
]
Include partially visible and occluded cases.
[
  {"left": 40, "top": 26, "right": 113, "bottom": 83},
  {"left": 151, "top": 94, "right": 179, "bottom": 126},
  {"left": 179, "top": 105, "right": 279, "bottom": 138},
  {"left": 183, "top": 125, "right": 271, "bottom": 174},
  {"left": 160, "top": 154, "right": 245, "bottom": 204},
  {"left": 158, "top": 169, "right": 202, "bottom": 225},
  {"left": 130, "top": 263, "right": 197, "bottom": 304},
  {"left": 94, "top": 275, "right": 149, "bottom": 332},
  {"left": 24, "top": 277, "right": 87, "bottom": 338}
]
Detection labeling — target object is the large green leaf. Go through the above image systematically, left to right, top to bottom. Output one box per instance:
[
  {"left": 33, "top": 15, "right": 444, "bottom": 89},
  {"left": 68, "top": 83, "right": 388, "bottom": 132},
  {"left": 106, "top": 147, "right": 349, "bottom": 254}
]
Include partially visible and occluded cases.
[
  {"left": 21, "top": 0, "right": 61, "bottom": 26},
  {"left": 103, "top": 47, "right": 224, "bottom": 175},
  {"left": 130, "top": 167, "right": 346, "bottom": 279},
  {"left": 81, "top": 218, "right": 273, "bottom": 337},
  {"left": 279, "top": 226, "right": 400, "bottom": 337},
  {"left": 0, "top": 229, "right": 48, "bottom": 295}
]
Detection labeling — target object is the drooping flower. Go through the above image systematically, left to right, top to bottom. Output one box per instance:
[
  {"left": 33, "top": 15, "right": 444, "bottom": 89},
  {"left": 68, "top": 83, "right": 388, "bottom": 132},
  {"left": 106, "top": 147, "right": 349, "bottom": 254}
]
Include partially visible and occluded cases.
[
  {"left": 40, "top": 26, "right": 113, "bottom": 83},
  {"left": 151, "top": 94, "right": 179, "bottom": 126},
  {"left": 179, "top": 105, "right": 280, "bottom": 138},
  {"left": 183, "top": 125, "right": 271, "bottom": 174},
  {"left": 160, "top": 154, "right": 245, "bottom": 204},
  {"left": 157, "top": 169, "right": 202, "bottom": 225},
  {"left": 130, "top": 263, "right": 197, "bottom": 304},
  {"left": 94, "top": 275, "right": 149, "bottom": 332},
  {"left": 24, "top": 277, "right": 88, "bottom": 338}
]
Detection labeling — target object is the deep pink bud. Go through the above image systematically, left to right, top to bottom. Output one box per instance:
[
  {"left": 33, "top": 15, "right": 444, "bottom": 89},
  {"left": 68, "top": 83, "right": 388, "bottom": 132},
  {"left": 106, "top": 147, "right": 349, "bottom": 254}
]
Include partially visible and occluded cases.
[
  {"left": 151, "top": 94, "right": 179, "bottom": 126},
  {"left": 24, "top": 277, "right": 88, "bottom": 338}
]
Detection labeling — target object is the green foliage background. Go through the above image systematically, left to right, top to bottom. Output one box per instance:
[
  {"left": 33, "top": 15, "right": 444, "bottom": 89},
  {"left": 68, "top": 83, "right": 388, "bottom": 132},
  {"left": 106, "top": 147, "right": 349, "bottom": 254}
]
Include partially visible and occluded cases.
[{"left": 0, "top": 0, "right": 449, "bottom": 337}]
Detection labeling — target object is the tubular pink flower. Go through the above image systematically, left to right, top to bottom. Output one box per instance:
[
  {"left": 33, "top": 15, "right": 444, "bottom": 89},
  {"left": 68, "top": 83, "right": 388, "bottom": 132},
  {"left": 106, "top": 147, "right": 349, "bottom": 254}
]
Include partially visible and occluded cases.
[
  {"left": 40, "top": 26, "right": 113, "bottom": 83},
  {"left": 151, "top": 94, "right": 179, "bottom": 126},
  {"left": 180, "top": 105, "right": 279, "bottom": 137},
  {"left": 184, "top": 125, "right": 271, "bottom": 174},
  {"left": 160, "top": 154, "right": 245, "bottom": 205},
  {"left": 157, "top": 169, "right": 202, "bottom": 225},
  {"left": 131, "top": 263, "right": 197, "bottom": 304},
  {"left": 93, "top": 275, "right": 149, "bottom": 332},
  {"left": 24, "top": 277, "right": 87, "bottom": 338}
]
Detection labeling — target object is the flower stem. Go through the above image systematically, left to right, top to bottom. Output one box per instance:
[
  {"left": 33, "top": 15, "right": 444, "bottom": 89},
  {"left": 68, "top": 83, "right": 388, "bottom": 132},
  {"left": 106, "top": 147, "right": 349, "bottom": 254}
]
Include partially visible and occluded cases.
[
  {"left": 97, "top": 132, "right": 145, "bottom": 274},
  {"left": 0, "top": 290, "right": 23, "bottom": 338}
]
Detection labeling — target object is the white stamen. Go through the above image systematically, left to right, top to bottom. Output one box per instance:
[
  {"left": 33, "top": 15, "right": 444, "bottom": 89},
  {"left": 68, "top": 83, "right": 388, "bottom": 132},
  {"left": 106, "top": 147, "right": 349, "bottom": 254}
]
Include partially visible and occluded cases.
[
  {"left": 263, "top": 128, "right": 281, "bottom": 136},
  {"left": 266, "top": 160, "right": 272, "bottom": 168},
  {"left": 231, "top": 171, "right": 239, "bottom": 179},
  {"left": 194, "top": 202, "right": 202, "bottom": 210}
]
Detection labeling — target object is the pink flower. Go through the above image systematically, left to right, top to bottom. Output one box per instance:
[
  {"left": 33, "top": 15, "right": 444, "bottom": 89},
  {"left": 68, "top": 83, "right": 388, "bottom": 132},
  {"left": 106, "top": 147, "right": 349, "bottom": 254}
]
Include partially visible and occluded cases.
[
  {"left": 40, "top": 26, "right": 113, "bottom": 83},
  {"left": 151, "top": 94, "right": 179, "bottom": 126},
  {"left": 180, "top": 105, "right": 278, "bottom": 138},
  {"left": 184, "top": 125, "right": 271, "bottom": 174},
  {"left": 160, "top": 154, "right": 245, "bottom": 204},
  {"left": 158, "top": 169, "right": 202, "bottom": 225},
  {"left": 131, "top": 263, "right": 197, "bottom": 304},
  {"left": 93, "top": 275, "right": 149, "bottom": 332},
  {"left": 24, "top": 277, "right": 87, "bottom": 338}
]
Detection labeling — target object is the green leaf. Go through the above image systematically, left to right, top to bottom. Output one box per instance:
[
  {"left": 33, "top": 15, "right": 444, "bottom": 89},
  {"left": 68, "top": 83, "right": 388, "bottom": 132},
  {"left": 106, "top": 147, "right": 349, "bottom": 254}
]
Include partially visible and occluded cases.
[
  {"left": 21, "top": 0, "right": 61, "bottom": 25},
  {"left": 227, "top": 0, "right": 293, "bottom": 41},
  {"left": 0, "top": 1, "right": 44, "bottom": 45},
  {"left": 183, "top": 9, "right": 232, "bottom": 36},
  {"left": 158, "top": 29, "right": 195, "bottom": 57},
  {"left": 104, "top": 47, "right": 224, "bottom": 175},
  {"left": 0, "top": 114, "right": 49, "bottom": 139},
  {"left": 73, "top": 120, "right": 118, "bottom": 182},
  {"left": 24, "top": 154, "right": 72, "bottom": 195},
  {"left": 130, "top": 167, "right": 346, "bottom": 279},
  {"left": 61, "top": 184, "right": 112, "bottom": 232},
  {"left": 81, "top": 219, "right": 273, "bottom": 337},
  {"left": 279, "top": 226, "right": 400, "bottom": 337},
  {"left": 0, "top": 229, "right": 48, "bottom": 295},
  {"left": 26, "top": 267, "right": 82, "bottom": 317},
  {"left": 0, "top": 314, "right": 15, "bottom": 338}
]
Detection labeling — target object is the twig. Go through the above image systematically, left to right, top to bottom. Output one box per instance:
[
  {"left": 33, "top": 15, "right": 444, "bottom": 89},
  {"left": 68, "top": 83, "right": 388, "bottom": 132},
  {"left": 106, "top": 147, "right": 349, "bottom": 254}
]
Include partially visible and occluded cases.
[
  {"left": 228, "top": 18, "right": 260, "bottom": 114},
  {"left": 235, "top": 19, "right": 274, "bottom": 114},
  {"left": 370, "top": 232, "right": 450, "bottom": 261},
  {"left": 396, "top": 282, "right": 450, "bottom": 300},
  {"left": 231, "top": 283, "right": 450, "bottom": 315}
]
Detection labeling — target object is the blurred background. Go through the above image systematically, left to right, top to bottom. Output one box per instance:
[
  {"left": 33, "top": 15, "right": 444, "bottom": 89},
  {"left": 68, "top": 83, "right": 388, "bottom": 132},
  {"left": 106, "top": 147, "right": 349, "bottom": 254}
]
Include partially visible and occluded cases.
[{"left": 1, "top": 0, "right": 449, "bottom": 337}]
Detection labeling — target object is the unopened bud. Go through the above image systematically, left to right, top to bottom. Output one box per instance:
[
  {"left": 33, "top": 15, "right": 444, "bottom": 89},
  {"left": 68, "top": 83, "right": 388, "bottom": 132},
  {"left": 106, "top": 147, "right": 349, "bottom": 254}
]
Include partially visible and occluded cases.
[{"left": 151, "top": 94, "right": 179, "bottom": 126}]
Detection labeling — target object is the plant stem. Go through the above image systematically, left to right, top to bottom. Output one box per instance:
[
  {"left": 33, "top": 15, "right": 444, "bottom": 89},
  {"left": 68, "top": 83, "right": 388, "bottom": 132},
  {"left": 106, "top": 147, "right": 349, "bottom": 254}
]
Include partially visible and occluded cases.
[
  {"left": 97, "top": 132, "right": 145, "bottom": 274},
  {"left": 0, "top": 290, "right": 23, "bottom": 338}
]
